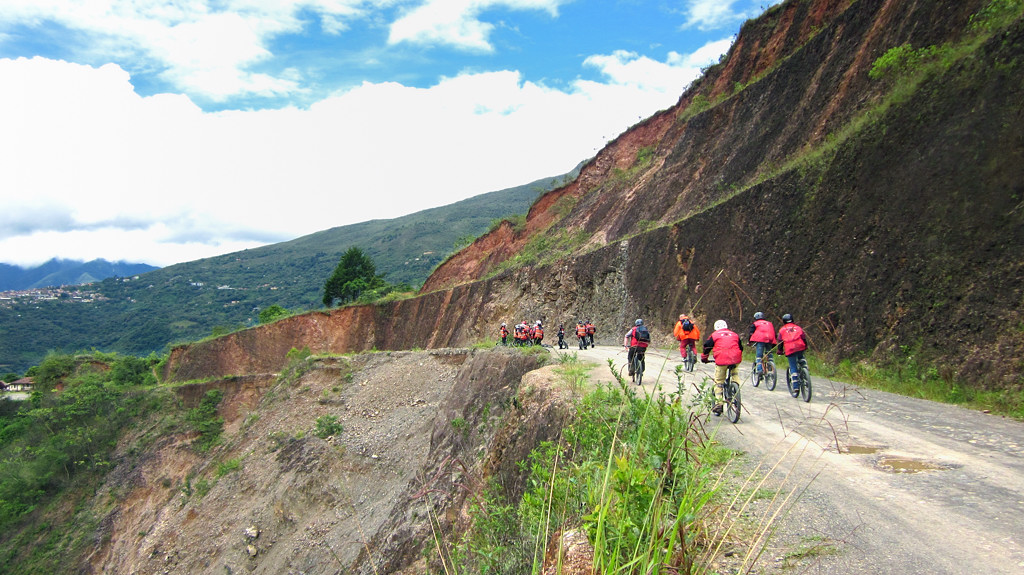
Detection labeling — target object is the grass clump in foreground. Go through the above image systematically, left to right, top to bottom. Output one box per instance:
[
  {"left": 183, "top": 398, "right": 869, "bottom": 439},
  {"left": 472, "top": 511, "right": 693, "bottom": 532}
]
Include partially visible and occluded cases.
[{"left": 441, "top": 354, "right": 733, "bottom": 574}]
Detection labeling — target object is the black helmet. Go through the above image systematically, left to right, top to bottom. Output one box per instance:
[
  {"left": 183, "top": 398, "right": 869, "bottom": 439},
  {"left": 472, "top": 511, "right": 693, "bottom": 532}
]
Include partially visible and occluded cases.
[
  {"left": 753, "top": 311, "right": 764, "bottom": 320},
  {"left": 781, "top": 314, "right": 793, "bottom": 324},
  {"left": 635, "top": 319, "right": 643, "bottom": 326}
]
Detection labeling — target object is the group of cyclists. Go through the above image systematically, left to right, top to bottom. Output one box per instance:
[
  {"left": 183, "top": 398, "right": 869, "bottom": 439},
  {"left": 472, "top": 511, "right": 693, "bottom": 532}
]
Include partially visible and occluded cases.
[
  {"left": 498, "top": 311, "right": 810, "bottom": 416},
  {"left": 688, "top": 312, "right": 809, "bottom": 415},
  {"left": 499, "top": 320, "right": 596, "bottom": 349},
  {"left": 499, "top": 321, "right": 546, "bottom": 347}
]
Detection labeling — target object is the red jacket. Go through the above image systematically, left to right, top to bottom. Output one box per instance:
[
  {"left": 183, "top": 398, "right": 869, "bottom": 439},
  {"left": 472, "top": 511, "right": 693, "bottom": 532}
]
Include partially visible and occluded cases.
[
  {"left": 749, "top": 319, "right": 777, "bottom": 344},
  {"left": 779, "top": 324, "right": 808, "bottom": 355},
  {"left": 703, "top": 328, "right": 743, "bottom": 366}
]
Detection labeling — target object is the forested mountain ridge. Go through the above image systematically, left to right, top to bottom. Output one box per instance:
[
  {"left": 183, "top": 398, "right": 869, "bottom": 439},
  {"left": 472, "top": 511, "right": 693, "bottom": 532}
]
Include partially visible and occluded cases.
[{"left": 0, "top": 169, "right": 575, "bottom": 374}]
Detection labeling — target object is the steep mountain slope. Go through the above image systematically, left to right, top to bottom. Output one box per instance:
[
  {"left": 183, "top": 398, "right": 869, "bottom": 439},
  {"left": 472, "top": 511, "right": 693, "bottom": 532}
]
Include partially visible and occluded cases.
[{"left": 165, "top": 0, "right": 1022, "bottom": 391}]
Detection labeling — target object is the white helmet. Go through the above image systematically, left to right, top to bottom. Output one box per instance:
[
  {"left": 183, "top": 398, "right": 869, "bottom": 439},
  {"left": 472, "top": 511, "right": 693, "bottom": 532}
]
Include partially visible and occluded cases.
[{"left": 714, "top": 320, "right": 728, "bottom": 331}]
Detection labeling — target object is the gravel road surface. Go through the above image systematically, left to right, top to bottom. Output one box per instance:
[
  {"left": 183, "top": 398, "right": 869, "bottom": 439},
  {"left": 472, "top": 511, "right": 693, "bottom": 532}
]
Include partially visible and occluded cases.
[{"left": 551, "top": 342, "right": 1024, "bottom": 574}]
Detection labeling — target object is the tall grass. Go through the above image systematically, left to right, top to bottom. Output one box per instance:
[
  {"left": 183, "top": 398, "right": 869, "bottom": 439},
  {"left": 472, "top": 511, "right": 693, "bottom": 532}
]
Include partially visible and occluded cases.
[{"left": 446, "top": 354, "right": 733, "bottom": 574}]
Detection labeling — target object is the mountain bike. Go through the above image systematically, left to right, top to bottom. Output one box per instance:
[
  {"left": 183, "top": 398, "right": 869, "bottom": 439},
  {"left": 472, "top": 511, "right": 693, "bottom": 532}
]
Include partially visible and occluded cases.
[
  {"left": 682, "top": 345, "right": 696, "bottom": 372},
  {"left": 630, "top": 347, "right": 646, "bottom": 385},
  {"left": 750, "top": 353, "right": 777, "bottom": 391},
  {"left": 786, "top": 357, "right": 812, "bottom": 402},
  {"left": 718, "top": 365, "right": 741, "bottom": 423}
]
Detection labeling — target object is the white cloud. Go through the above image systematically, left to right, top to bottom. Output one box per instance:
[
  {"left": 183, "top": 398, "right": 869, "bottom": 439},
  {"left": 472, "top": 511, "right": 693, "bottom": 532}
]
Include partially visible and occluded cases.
[
  {"left": 0, "top": 0, "right": 375, "bottom": 101},
  {"left": 388, "top": 0, "right": 564, "bottom": 51},
  {"left": 682, "top": 0, "right": 781, "bottom": 31},
  {"left": 0, "top": 8, "right": 734, "bottom": 268},
  {"left": 583, "top": 37, "right": 734, "bottom": 95},
  {"left": 0, "top": 51, "right": 699, "bottom": 266}
]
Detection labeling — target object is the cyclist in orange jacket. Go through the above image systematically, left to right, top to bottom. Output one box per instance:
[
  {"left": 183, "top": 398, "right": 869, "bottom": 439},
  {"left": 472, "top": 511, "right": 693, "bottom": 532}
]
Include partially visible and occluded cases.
[
  {"left": 673, "top": 314, "right": 701, "bottom": 360},
  {"left": 701, "top": 319, "right": 743, "bottom": 416},
  {"left": 576, "top": 321, "right": 589, "bottom": 349},
  {"left": 499, "top": 322, "right": 509, "bottom": 346}
]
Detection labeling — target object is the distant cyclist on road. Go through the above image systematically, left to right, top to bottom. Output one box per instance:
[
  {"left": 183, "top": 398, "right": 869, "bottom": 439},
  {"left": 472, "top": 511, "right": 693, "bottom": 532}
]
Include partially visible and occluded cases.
[
  {"left": 747, "top": 312, "right": 777, "bottom": 374},
  {"left": 673, "top": 314, "right": 701, "bottom": 359},
  {"left": 778, "top": 314, "right": 808, "bottom": 392},
  {"left": 624, "top": 319, "right": 651, "bottom": 383},
  {"left": 701, "top": 319, "right": 743, "bottom": 416},
  {"left": 585, "top": 320, "right": 596, "bottom": 347},
  {"left": 532, "top": 321, "right": 544, "bottom": 346},
  {"left": 576, "top": 321, "right": 589, "bottom": 349},
  {"left": 499, "top": 322, "right": 509, "bottom": 346},
  {"left": 557, "top": 324, "right": 567, "bottom": 349}
]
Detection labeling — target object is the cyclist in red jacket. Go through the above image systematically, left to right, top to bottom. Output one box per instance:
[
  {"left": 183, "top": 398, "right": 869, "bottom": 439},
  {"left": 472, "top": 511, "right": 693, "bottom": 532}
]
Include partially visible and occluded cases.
[
  {"left": 747, "top": 312, "right": 777, "bottom": 375},
  {"left": 778, "top": 314, "right": 808, "bottom": 392},
  {"left": 625, "top": 319, "right": 651, "bottom": 383},
  {"left": 701, "top": 319, "right": 743, "bottom": 416}
]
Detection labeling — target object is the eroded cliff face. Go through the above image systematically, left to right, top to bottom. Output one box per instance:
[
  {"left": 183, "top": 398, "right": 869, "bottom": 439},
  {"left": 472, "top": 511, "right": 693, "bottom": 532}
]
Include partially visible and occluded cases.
[
  {"left": 163, "top": 0, "right": 1023, "bottom": 389},
  {"left": 95, "top": 349, "right": 568, "bottom": 575}
]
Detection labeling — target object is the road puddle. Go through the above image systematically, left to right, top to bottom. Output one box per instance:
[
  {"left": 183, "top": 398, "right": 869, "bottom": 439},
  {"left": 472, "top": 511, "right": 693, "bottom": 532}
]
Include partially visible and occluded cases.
[
  {"left": 841, "top": 444, "right": 881, "bottom": 454},
  {"left": 875, "top": 456, "right": 945, "bottom": 474}
]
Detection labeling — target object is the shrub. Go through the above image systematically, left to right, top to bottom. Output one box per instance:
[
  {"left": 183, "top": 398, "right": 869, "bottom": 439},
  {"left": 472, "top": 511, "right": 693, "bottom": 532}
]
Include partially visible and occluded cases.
[
  {"left": 186, "top": 389, "right": 224, "bottom": 452},
  {"left": 313, "top": 415, "right": 343, "bottom": 439}
]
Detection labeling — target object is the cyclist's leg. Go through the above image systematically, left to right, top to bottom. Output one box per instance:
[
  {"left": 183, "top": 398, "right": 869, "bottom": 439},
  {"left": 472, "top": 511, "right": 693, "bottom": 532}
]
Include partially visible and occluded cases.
[
  {"left": 755, "top": 342, "right": 766, "bottom": 373},
  {"left": 627, "top": 346, "right": 637, "bottom": 376},
  {"left": 638, "top": 347, "right": 646, "bottom": 374},
  {"left": 787, "top": 353, "right": 800, "bottom": 387},
  {"left": 713, "top": 363, "right": 727, "bottom": 413}
]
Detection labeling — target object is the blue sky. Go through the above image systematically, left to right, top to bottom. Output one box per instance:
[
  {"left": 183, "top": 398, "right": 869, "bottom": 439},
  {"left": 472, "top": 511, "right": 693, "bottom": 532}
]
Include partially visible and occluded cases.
[{"left": 0, "top": 0, "right": 780, "bottom": 268}]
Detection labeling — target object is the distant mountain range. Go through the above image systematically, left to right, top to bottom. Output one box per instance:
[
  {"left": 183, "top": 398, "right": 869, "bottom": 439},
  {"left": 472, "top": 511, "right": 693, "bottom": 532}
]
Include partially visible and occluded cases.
[
  {"left": 0, "top": 167, "right": 578, "bottom": 374},
  {"left": 0, "top": 259, "right": 159, "bottom": 291}
]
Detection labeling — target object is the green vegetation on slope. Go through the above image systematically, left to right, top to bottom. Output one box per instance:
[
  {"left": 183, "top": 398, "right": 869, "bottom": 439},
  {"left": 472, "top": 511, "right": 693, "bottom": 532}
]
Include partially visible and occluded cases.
[
  {"left": 0, "top": 352, "right": 171, "bottom": 572},
  {"left": 443, "top": 354, "right": 732, "bottom": 573}
]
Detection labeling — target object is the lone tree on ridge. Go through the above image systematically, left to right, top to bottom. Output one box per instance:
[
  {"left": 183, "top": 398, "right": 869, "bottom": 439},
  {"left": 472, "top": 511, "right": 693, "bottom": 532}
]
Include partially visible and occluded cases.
[{"left": 322, "top": 247, "right": 386, "bottom": 307}]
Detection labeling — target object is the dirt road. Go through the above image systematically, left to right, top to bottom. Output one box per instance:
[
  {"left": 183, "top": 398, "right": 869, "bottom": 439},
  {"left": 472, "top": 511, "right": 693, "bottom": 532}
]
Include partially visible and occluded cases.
[{"left": 551, "top": 342, "right": 1024, "bottom": 574}]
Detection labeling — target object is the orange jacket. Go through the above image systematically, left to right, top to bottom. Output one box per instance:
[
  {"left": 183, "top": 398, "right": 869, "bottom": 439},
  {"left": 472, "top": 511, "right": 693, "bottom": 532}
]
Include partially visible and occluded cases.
[{"left": 673, "top": 319, "right": 700, "bottom": 342}]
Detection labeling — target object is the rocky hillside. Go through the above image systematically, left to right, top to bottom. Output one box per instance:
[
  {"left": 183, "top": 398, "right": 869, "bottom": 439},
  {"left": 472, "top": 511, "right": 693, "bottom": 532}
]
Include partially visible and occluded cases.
[
  {"left": 165, "top": 0, "right": 1022, "bottom": 390},
  {"left": 31, "top": 348, "right": 562, "bottom": 574}
]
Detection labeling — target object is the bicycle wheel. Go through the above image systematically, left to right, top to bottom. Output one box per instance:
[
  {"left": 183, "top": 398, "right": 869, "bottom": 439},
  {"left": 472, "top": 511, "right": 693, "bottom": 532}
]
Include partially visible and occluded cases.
[
  {"left": 685, "top": 349, "right": 696, "bottom": 372},
  {"left": 634, "top": 355, "right": 644, "bottom": 385},
  {"left": 765, "top": 359, "right": 777, "bottom": 391},
  {"left": 751, "top": 362, "right": 761, "bottom": 387},
  {"left": 800, "top": 363, "right": 812, "bottom": 402},
  {"left": 787, "top": 369, "right": 798, "bottom": 397},
  {"left": 726, "top": 380, "right": 741, "bottom": 423}
]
